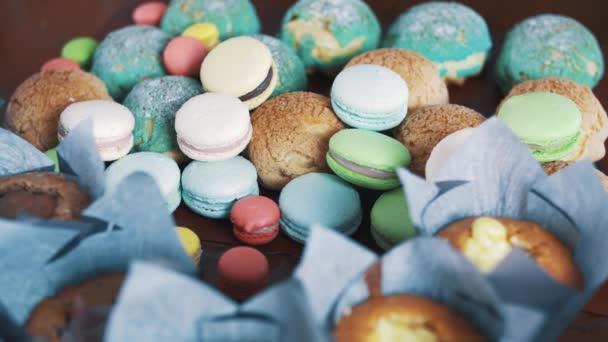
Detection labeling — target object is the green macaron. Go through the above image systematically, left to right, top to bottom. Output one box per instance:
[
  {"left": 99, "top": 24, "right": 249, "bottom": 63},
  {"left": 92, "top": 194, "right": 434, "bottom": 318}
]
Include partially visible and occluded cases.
[
  {"left": 62, "top": 37, "right": 98, "bottom": 67},
  {"left": 497, "top": 92, "right": 582, "bottom": 162},
  {"left": 327, "top": 129, "right": 411, "bottom": 190},
  {"left": 44, "top": 148, "right": 60, "bottom": 172},
  {"left": 371, "top": 188, "right": 416, "bottom": 250}
]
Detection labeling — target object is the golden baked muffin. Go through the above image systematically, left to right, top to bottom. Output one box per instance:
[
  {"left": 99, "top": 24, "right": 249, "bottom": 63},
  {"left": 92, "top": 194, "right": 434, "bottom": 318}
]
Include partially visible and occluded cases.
[
  {"left": 346, "top": 49, "right": 449, "bottom": 111},
  {"left": 4, "top": 69, "right": 111, "bottom": 151},
  {"left": 498, "top": 78, "right": 608, "bottom": 162},
  {"left": 248, "top": 92, "right": 345, "bottom": 190},
  {"left": 395, "top": 104, "right": 485, "bottom": 175},
  {"left": 0, "top": 172, "right": 91, "bottom": 220},
  {"left": 439, "top": 217, "right": 583, "bottom": 289},
  {"left": 26, "top": 273, "right": 124, "bottom": 342},
  {"left": 335, "top": 294, "right": 487, "bottom": 342}
]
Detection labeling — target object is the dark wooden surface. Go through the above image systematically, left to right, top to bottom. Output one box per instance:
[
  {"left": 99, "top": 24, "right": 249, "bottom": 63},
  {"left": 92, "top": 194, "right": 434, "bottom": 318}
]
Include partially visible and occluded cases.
[{"left": 1, "top": 0, "right": 607, "bottom": 339}]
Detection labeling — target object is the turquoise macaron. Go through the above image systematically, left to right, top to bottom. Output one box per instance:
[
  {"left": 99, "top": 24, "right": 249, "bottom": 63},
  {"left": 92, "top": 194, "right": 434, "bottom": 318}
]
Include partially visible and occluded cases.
[
  {"left": 161, "top": 0, "right": 261, "bottom": 39},
  {"left": 279, "top": 0, "right": 381, "bottom": 72},
  {"left": 383, "top": 2, "right": 492, "bottom": 83},
  {"left": 496, "top": 14, "right": 604, "bottom": 93},
  {"left": 92, "top": 25, "right": 170, "bottom": 100},
  {"left": 250, "top": 34, "right": 308, "bottom": 98},
  {"left": 331, "top": 64, "right": 409, "bottom": 131},
  {"left": 123, "top": 76, "right": 202, "bottom": 160},
  {"left": 497, "top": 92, "right": 582, "bottom": 162},
  {"left": 327, "top": 129, "right": 411, "bottom": 190},
  {"left": 104, "top": 152, "right": 182, "bottom": 212},
  {"left": 181, "top": 156, "right": 259, "bottom": 219},
  {"left": 279, "top": 173, "right": 361, "bottom": 243},
  {"left": 371, "top": 188, "right": 416, "bottom": 251}
]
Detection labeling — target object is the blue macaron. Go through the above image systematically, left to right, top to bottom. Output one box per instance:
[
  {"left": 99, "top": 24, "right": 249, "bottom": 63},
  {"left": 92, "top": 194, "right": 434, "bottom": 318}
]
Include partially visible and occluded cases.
[
  {"left": 383, "top": 2, "right": 492, "bottom": 84},
  {"left": 331, "top": 64, "right": 408, "bottom": 131},
  {"left": 104, "top": 152, "right": 182, "bottom": 213},
  {"left": 181, "top": 156, "right": 259, "bottom": 219},
  {"left": 279, "top": 173, "right": 362, "bottom": 243}
]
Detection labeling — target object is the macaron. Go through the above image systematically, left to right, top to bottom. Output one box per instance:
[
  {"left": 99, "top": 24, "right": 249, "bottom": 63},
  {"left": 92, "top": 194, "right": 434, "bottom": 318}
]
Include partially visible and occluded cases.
[
  {"left": 132, "top": 1, "right": 167, "bottom": 26},
  {"left": 383, "top": 2, "right": 492, "bottom": 84},
  {"left": 496, "top": 14, "right": 604, "bottom": 93},
  {"left": 182, "top": 22, "right": 220, "bottom": 48},
  {"left": 163, "top": 36, "right": 208, "bottom": 77},
  {"left": 61, "top": 37, "right": 98, "bottom": 67},
  {"left": 200, "top": 37, "right": 278, "bottom": 110},
  {"left": 346, "top": 49, "right": 449, "bottom": 111},
  {"left": 41, "top": 58, "right": 80, "bottom": 72},
  {"left": 331, "top": 64, "right": 408, "bottom": 131},
  {"left": 498, "top": 78, "right": 608, "bottom": 162},
  {"left": 248, "top": 92, "right": 345, "bottom": 190},
  {"left": 497, "top": 92, "right": 582, "bottom": 162},
  {"left": 174, "top": 93, "right": 251, "bottom": 162},
  {"left": 58, "top": 100, "right": 135, "bottom": 161},
  {"left": 395, "top": 104, "right": 485, "bottom": 175},
  {"left": 425, "top": 128, "right": 476, "bottom": 182},
  {"left": 327, "top": 129, "right": 411, "bottom": 190},
  {"left": 44, "top": 148, "right": 60, "bottom": 173},
  {"left": 104, "top": 152, "right": 182, "bottom": 212},
  {"left": 181, "top": 156, "right": 259, "bottom": 219},
  {"left": 279, "top": 173, "right": 361, "bottom": 243},
  {"left": 370, "top": 188, "right": 416, "bottom": 250},
  {"left": 230, "top": 196, "right": 280, "bottom": 246},
  {"left": 176, "top": 226, "right": 202, "bottom": 266},
  {"left": 217, "top": 246, "right": 269, "bottom": 301}
]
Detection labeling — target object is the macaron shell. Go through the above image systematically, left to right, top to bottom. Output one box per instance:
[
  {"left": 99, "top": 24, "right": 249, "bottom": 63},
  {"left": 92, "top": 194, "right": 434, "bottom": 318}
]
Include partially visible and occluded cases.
[
  {"left": 201, "top": 37, "right": 273, "bottom": 97},
  {"left": 242, "top": 61, "right": 279, "bottom": 110},
  {"left": 59, "top": 100, "right": 135, "bottom": 138},
  {"left": 327, "top": 153, "right": 401, "bottom": 190},
  {"left": 370, "top": 188, "right": 416, "bottom": 250},
  {"left": 230, "top": 196, "right": 280, "bottom": 232},
  {"left": 217, "top": 246, "right": 269, "bottom": 300}
]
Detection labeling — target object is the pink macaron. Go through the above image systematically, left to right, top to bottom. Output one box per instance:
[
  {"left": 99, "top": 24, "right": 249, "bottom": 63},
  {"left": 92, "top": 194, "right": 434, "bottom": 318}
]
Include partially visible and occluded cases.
[
  {"left": 132, "top": 1, "right": 167, "bottom": 26},
  {"left": 163, "top": 36, "right": 208, "bottom": 77},
  {"left": 41, "top": 57, "right": 81, "bottom": 72},
  {"left": 230, "top": 196, "right": 280, "bottom": 245},
  {"left": 217, "top": 246, "right": 269, "bottom": 301}
]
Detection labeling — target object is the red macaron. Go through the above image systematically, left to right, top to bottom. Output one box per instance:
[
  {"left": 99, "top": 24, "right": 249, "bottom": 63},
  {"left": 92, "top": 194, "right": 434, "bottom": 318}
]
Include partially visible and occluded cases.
[
  {"left": 132, "top": 1, "right": 167, "bottom": 26},
  {"left": 163, "top": 36, "right": 208, "bottom": 77},
  {"left": 41, "top": 57, "right": 81, "bottom": 72},
  {"left": 230, "top": 196, "right": 280, "bottom": 245},
  {"left": 217, "top": 246, "right": 269, "bottom": 301}
]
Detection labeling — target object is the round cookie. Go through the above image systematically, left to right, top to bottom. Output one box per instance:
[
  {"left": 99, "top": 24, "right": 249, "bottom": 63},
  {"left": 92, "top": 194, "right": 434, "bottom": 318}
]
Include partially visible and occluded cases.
[
  {"left": 161, "top": 0, "right": 260, "bottom": 39},
  {"left": 279, "top": 0, "right": 381, "bottom": 73},
  {"left": 383, "top": 2, "right": 492, "bottom": 84},
  {"left": 496, "top": 14, "right": 604, "bottom": 93},
  {"left": 91, "top": 25, "right": 170, "bottom": 100},
  {"left": 251, "top": 34, "right": 308, "bottom": 98},
  {"left": 346, "top": 49, "right": 449, "bottom": 110},
  {"left": 4, "top": 69, "right": 111, "bottom": 151},
  {"left": 123, "top": 76, "right": 202, "bottom": 162},
  {"left": 498, "top": 78, "right": 608, "bottom": 162},
  {"left": 248, "top": 92, "right": 345, "bottom": 190},
  {"left": 395, "top": 104, "right": 485, "bottom": 175},
  {"left": 0, "top": 172, "right": 91, "bottom": 221}
]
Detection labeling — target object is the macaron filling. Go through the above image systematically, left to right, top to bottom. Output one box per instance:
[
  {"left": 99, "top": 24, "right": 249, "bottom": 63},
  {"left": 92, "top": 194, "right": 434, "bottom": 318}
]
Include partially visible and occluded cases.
[
  {"left": 238, "top": 68, "right": 274, "bottom": 102},
  {"left": 331, "top": 98, "right": 406, "bottom": 129},
  {"left": 58, "top": 124, "right": 133, "bottom": 150},
  {"left": 177, "top": 124, "right": 253, "bottom": 156},
  {"left": 526, "top": 132, "right": 580, "bottom": 161},
  {"left": 329, "top": 151, "right": 396, "bottom": 179},
  {"left": 237, "top": 223, "right": 279, "bottom": 235}
]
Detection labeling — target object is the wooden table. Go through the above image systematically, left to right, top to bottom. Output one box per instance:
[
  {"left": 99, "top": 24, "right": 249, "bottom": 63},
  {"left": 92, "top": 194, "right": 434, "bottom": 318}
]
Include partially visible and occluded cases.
[{"left": 1, "top": 0, "right": 607, "bottom": 339}]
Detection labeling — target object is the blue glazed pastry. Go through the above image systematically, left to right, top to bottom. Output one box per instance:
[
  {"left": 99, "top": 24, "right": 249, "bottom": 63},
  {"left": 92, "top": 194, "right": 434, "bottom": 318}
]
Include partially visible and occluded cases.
[
  {"left": 161, "top": 0, "right": 260, "bottom": 39},
  {"left": 279, "top": 0, "right": 381, "bottom": 73},
  {"left": 383, "top": 2, "right": 492, "bottom": 84},
  {"left": 496, "top": 14, "right": 604, "bottom": 93},
  {"left": 92, "top": 26, "right": 170, "bottom": 100},
  {"left": 250, "top": 34, "right": 308, "bottom": 98},
  {"left": 123, "top": 76, "right": 202, "bottom": 162},
  {"left": 181, "top": 156, "right": 259, "bottom": 219},
  {"left": 279, "top": 173, "right": 361, "bottom": 243}
]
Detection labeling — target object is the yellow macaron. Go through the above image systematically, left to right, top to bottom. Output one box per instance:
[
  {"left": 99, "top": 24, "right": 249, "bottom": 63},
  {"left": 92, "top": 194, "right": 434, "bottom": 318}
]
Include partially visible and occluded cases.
[
  {"left": 182, "top": 23, "right": 220, "bottom": 49},
  {"left": 176, "top": 226, "right": 202, "bottom": 265}
]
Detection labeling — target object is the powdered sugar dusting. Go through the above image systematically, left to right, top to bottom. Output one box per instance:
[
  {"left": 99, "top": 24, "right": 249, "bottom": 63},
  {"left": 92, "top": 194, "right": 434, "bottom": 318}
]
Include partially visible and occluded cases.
[{"left": 291, "top": 0, "right": 371, "bottom": 28}]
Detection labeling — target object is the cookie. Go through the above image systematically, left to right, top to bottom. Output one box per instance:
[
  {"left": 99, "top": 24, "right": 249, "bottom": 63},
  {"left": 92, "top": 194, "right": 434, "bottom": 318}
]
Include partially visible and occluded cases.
[
  {"left": 346, "top": 48, "right": 449, "bottom": 110},
  {"left": 4, "top": 69, "right": 111, "bottom": 151},
  {"left": 248, "top": 92, "right": 345, "bottom": 190},
  {"left": 395, "top": 104, "right": 485, "bottom": 175}
]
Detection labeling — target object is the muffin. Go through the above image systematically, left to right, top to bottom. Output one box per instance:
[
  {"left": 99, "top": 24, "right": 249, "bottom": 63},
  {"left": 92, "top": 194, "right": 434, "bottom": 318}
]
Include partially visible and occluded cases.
[
  {"left": 346, "top": 49, "right": 449, "bottom": 111},
  {"left": 4, "top": 69, "right": 111, "bottom": 151},
  {"left": 498, "top": 78, "right": 608, "bottom": 162},
  {"left": 248, "top": 92, "right": 345, "bottom": 190},
  {"left": 395, "top": 104, "right": 485, "bottom": 175},
  {"left": 0, "top": 172, "right": 91, "bottom": 221},
  {"left": 438, "top": 217, "right": 583, "bottom": 289},
  {"left": 26, "top": 273, "right": 124, "bottom": 342},
  {"left": 335, "top": 294, "right": 487, "bottom": 342}
]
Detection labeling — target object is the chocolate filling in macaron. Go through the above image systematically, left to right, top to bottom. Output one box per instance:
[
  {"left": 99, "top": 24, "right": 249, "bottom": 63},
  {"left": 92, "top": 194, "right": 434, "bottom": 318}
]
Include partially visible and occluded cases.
[{"left": 239, "top": 68, "right": 274, "bottom": 102}]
